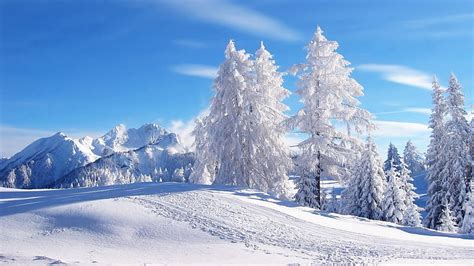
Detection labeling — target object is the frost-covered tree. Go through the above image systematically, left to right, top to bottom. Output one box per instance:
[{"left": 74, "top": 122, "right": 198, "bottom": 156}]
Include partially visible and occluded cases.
[
  {"left": 291, "top": 26, "right": 372, "bottom": 208},
  {"left": 191, "top": 40, "right": 292, "bottom": 197},
  {"left": 190, "top": 41, "right": 252, "bottom": 186},
  {"left": 238, "top": 41, "right": 293, "bottom": 198},
  {"left": 440, "top": 74, "right": 471, "bottom": 224},
  {"left": 424, "top": 77, "right": 448, "bottom": 229},
  {"left": 189, "top": 118, "right": 216, "bottom": 184},
  {"left": 469, "top": 118, "right": 474, "bottom": 183},
  {"left": 343, "top": 137, "right": 385, "bottom": 220},
  {"left": 403, "top": 140, "right": 425, "bottom": 177},
  {"left": 383, "top": 143, "right": 402, "bottom": 174},
  {"left": 399, "top": 161, "right": 421, "bottom": 226},
  {"left": 382, "top": 163, "right": 406, "bottom": 224},
  {"left": 172, "top": 167, "right": 185, "bottom": 183},
  {"left": 462, "top": 180, "right": 474, "bottom": 234},
  {"left": 437, "top": 197, "right": 456, "bottom": 232}
]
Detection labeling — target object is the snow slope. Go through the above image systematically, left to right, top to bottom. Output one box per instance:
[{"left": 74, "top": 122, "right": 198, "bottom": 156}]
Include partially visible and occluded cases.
[{"left": 0, "top": 183, "right": 472, "bottom": 264}]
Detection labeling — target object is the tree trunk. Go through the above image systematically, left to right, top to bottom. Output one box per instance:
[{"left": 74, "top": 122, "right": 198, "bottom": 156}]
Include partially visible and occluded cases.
[{"left": 315, "top": 150, "right": 322, "bottom": 209}]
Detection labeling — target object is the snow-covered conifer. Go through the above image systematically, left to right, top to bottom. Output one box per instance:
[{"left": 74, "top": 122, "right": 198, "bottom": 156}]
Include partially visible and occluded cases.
[
  {"left": 291, "top": 26, "right": 372, "bottom": 208},
  {"left": 191, "top": 40, "right": 292, "bottom": 197},
  {"left": 191, "top": 40, "right": 252, "bottom": 188},
  {"left": 440, "top": 74, "right": 470, "bottom": 224},
  {"left": 424, "top": 77, "right": 448, "bottom": 229},
  {"left": 189, "top": 118, "right": 216, "bottom": 184},
  {"left": 343, "top": 137, "right": 385, "bottom": 220},
  {"left": 403, "top": 140, "right": 425, "bottom": 177},
  {"left": 383, "top": 143, "right": 402, "bottom": 174},
  {"left": 399, "top": 161, "right": 421, "bottom": 226},
  {"left": 382, "top": 163, "right": 406, "bottom": 224},
  {"left": 172, "top": 167, "right": 185, "bottom": 182},
  {"left": 461, "top": 180, "right": 474, "bottom": 234},
  {"left": 437, "top": 197, "right": 456, "bottom": 232}
]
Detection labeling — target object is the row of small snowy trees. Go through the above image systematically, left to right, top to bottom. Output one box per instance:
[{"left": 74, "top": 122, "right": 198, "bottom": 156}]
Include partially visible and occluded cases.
[
  {"left": 423, "top": 76, "right": 473, "bottom": 233},
  {"left": 342, "top": 141, "right": 422, "bottom": 226}
]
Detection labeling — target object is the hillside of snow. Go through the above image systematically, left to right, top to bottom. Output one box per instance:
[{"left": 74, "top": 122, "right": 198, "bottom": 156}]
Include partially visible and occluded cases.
[{"left": 1, "top": 183, "right": 472, "bottom": 264}]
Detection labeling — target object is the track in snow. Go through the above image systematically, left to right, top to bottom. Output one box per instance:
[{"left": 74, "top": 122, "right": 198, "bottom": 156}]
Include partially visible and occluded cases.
[{"left": 130, "top": 187, "right": 473, "bottom": 263}]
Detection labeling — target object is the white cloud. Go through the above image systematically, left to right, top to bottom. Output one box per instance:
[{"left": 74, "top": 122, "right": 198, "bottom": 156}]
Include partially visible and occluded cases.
[
  {"left": 158, "top": 0, "right": 300, "bottom": 41},
  {"left": 403, "top": 13, "right": 474, "bottom": 29},
  {"left": 171, "top": 64, "right": 218, "bottom": 79},
  {"left": 358, "top": 64, "right": 442, "bottom": 91},
  {"left": 374, "top": 107, "right": 431, "bottom": 116},
  {"left": 403, "top": 108, "right": 431, "bottom": 115},
  {"left": 167, "top": 109, "right": 209, "bottom": 149},
  {"left": 372, "top": 120, "right": 430, "bottom": 138}
]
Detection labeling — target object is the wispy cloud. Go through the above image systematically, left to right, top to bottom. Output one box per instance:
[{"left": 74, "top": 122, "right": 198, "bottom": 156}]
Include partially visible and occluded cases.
[
  {"left": 157, "top": 0, "right": 301, "bottom": 41},
  {"left": 403, "top": 13, "right": 474, "bottom": 29},
  {"left": 171, "top": 64, "right": 218, "bottom": 79},
  {"left": 358, "top": 64, "right": 441, "bottom": 90},
  {"left": 374, "top": 107, "right": 431, "bottom": 116},
  {"left": 403, "top": 108, "right": 431, "bottom": 115},
  {"left": 167, "top": 109, "right": 209, "bottom": 149},
  {"left": 372, "top": 120, "right": 430, "bottom": 137}
]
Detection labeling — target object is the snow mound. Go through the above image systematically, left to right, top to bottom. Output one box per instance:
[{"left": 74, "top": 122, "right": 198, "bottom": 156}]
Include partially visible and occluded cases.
[{"left": 0, "top": 183, "right": 472, "bottom": 264}]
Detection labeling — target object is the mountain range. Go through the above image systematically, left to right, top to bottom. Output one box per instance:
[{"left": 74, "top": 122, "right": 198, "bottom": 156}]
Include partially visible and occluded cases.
[{"left": 0, "top": 124, "right": 194, "bottom": 189}]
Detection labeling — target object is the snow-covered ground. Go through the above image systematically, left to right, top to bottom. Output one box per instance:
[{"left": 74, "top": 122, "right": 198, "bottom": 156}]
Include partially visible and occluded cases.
[{"left": 0, "top": 183, "right": 472, "bottom": 264}]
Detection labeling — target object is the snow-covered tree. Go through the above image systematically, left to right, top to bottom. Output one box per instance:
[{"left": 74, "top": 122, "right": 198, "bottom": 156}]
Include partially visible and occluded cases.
[
  {"left": 291, "top": 26, "right": 372, "bottom": 208},
  {"left": 191, "top": 40, "right": 292, "bottom": 197},
  {"left": 237, "top": 41, "right": 293, "bottom": 198},
  {"left": 439, "top": 74, "right": 471, "bottom": 224},
  {"left": 424, "top": 77, "right": 448, "bottom": 229},
  {"left": 189, "top": 118, "right": 216, "bottom": 184},
  {"left": 469, "top": 118, "right": 474, "bottom": 183},
  {"left": 343, "top": 137, "right": 385, "bottom": 220},
  {"left": 403, "top": 140, "right": 425, "bottom": 177},
  {"left": 383, "top": 143, "right": 402, "bottom": 174},
  {"left": 399, "top": 161, "right": 421, "bottom": 226},
  {"left": 382, "top": 163, "right": 406, "bottom": 224},
  {"left": 172, "top": 167, "right": 185, "bottom": 183},
  {"left": 295, "top": 168, "right": 320, "bottom": 208},
  {"left": 137, "top": 173, "right": 152, "bottom": 183},
  {"left": 461, "top": 180, "right": 474, "bottom": 234},
  {"left": 437, "top": 197, "right": 456, "bottom": 232}
]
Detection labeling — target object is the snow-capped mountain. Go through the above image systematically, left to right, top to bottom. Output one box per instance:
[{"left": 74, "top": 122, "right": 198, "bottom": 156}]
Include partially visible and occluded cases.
[
  {"left": 0, "top": 123, "right": 190, "bottom": 189},
  {"left": 84, "top": 124, "right": 178, "bottom": 156},
  {"left": 0, "top": 133, "right": 100, "bottom": 188},
  {"left": 53, "top": 144, "right": 194, "bottom": 188}
]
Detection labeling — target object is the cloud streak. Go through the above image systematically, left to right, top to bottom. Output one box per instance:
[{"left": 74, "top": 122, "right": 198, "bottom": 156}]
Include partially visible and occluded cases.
[
  {"left": 158, "top": 0, "right": 301, "bottom": 41},
  {"left": 403, "top": 13, "right": 474, "bottom": 29},
  {"left": 171, "top": 64, "right": 218, "bottom": 79},
  {"left": 358, "top": 64, "right": 441, "bottom": 90},
  {"left": 374, "top": 107, "right": 431, "bottom": 116},
  {"left": 372, "top": 120, "right": 430, "bottom": 138}
]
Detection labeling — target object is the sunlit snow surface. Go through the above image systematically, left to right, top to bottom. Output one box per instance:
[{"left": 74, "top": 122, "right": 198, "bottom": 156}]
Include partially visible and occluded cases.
[{"left": 0, "top": 182, "right": 472, "bottom": 264}]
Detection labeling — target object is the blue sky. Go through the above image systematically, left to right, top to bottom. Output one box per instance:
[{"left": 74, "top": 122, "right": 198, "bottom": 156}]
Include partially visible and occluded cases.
[{"left": 0, "top": 0, "right": 473, "bottom": 158}]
